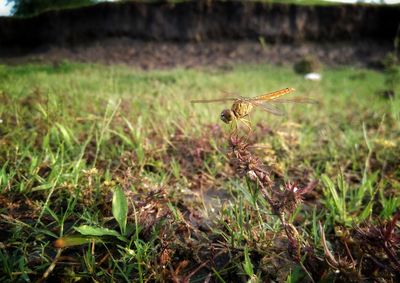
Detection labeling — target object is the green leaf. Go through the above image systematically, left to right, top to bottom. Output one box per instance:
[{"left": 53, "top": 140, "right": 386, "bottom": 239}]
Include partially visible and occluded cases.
[
  {"left": 56, "top": 123, "right": 75, "bottom": 147},
  {"left": 109, "top": 129, "right": 134, "bottom": 147},
  {"left": 322, "top": 174, "right": 342, "bottom": 214},
  {"left": 31, "top": 183, "right": 53, "bottom": 191},
  {"left": 112, "top": 187, "right": 128, "bottom": 235},
  {"left": 359, "top": 200, "right": 373, "bottom": 222},
  {"left": 74, "top": 225, "right": 121, "bottom": 237},
  {"left": 54, "top": 235, "right": 101, "bottom": 248},
  {"left": 242, "top": 246, "right": 254, "bottom": 277}
]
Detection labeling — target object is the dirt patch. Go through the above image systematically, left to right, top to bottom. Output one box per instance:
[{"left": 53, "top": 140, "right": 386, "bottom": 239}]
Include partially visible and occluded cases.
[
  {"left": 0, "top": 1, "right": 396, "bottom": 69},
  {"left": 0, "top": 38, "right": 392, "bottom": 69}
]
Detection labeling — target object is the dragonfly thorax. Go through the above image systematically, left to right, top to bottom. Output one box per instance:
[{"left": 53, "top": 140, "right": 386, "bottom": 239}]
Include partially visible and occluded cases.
[
  {"left": 220, "top": 100, "right": 254, "bottom": 124},
  {"left": 231, "top": 100, "right": 253, "bottom": 119}
]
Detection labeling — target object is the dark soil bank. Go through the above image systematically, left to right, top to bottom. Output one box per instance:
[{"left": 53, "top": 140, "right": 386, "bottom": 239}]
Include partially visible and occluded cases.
[
  {"left": 0, "top": 1, "right": 399, "bottom": 50},
  {"left": 0, "top": 39, "right": 391, "bottom": 69}
]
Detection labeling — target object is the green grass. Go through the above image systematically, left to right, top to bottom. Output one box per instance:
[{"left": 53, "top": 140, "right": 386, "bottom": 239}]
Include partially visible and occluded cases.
[{"left": 0, "top": 62, "right": 399, "bottom": 282}]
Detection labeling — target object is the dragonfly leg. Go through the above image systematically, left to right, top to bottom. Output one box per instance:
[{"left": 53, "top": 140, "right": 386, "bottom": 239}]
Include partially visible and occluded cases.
[
  {"left": 240, "top": 117, "right": 253, "bottom": 136},
  {"left": 230, "top": 119, "right": 239, "bottom": 135}
]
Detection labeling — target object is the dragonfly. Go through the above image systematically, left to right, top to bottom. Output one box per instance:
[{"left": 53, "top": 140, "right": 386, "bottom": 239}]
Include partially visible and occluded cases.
[{"left": 191, "top": 87, "right": 315, "bottom": 132}]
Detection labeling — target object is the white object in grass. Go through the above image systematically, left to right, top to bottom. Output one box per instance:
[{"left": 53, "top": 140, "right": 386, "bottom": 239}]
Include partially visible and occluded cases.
[{"left": 304, "top": 73, "right": 322, "bottom": 81}]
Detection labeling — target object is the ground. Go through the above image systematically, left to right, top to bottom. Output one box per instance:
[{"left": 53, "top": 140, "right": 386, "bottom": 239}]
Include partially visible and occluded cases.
[
  {"left": 0, "top": 39, "right": 391, "bottom": 69},
  {"left": 0, "top": 43, "right": 399, "bottom": 282}
]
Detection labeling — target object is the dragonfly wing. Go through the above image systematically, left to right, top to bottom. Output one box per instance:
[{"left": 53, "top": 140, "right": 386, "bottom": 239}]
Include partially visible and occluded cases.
[
  {"left": 252, "top": 87, "right": 295, "bottom": 101},
  {"left": 220, "top": 90, "right": 241, "bottom": 97},
  {"left": 191, "top": 97, "right": 236, "bottom": 104},
  {"left": 268, "top": 97, "right": 318, "bottom": 104},
  {"left": 255, "top": 102, "right": 286, "bottom": 116}
]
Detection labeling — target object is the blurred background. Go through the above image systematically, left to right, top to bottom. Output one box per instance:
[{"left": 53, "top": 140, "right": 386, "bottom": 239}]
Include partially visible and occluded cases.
[
  {"left": 0, "top": 0, "right": 399, "bottom": 68},
  {"left": 1, "top": 0, "right": 400, "bottom": 17}
]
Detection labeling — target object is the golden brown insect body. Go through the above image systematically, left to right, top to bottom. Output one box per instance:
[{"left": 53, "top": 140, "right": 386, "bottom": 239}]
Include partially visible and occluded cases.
[
  {"left": 191, "top": 87, "right": 313, "bottom": 132},
  {"left": 220, "top": 99, "right": 254, "bottom": 124}
]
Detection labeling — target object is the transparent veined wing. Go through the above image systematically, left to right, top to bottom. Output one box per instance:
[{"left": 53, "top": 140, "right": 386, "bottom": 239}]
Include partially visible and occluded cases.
[
  {"left": 191, "top": 90, "right": 239, "bottom": 104},
  {"left": 190, "top": 97, "right": 237, "bottom": 104},
  {"left": 267, "top": 97, "right": 318, "bottom": 104},
  {"left": 254, "top": 101, "right": 286, "bottom": 116}
]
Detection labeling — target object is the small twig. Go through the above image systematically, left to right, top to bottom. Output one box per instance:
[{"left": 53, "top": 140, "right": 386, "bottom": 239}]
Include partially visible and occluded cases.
[
  {"left": 249, "top": 171, "right": 274, "bottom": 209},
  {"left": 319, "top": 222, "right": 339, "bottom": 269},
  {"left": 41, "top": 248, "right": 63, "bottom": 281},
  {"left": 182, "top": 260, "right": 210, "bottom": 283},
  {"left": 299, "top": 260, "right": 315, "bottom": 283}
]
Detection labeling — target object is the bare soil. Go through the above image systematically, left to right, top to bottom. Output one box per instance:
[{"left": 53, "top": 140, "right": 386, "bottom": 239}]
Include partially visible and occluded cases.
[{"left": 0, "top": 38, "right": 391, "bottom": 69}]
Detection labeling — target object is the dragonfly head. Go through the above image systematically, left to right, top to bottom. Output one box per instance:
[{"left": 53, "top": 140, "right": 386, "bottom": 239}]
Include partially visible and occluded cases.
[{"left": 220, "top": 109, "right": 235, "bottom": 124}]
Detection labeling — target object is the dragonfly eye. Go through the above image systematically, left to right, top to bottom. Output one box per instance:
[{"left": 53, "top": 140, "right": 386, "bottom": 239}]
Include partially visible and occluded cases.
[{"left": 220, "top": 109, "right": 234, "bottom": 124}]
